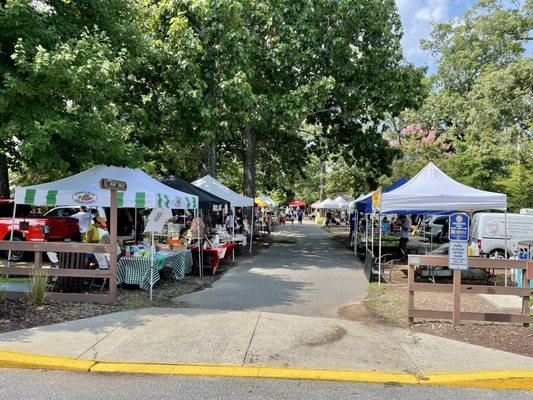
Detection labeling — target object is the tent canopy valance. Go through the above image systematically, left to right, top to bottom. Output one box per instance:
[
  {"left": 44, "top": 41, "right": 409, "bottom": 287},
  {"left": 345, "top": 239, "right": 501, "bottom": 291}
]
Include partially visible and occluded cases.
[
  {"left": 376, "top": 163, "right": 507, "bottom": 213},
  {"left": 14, "top": 165, "right": 199, "bottom": 209},
  {"left": 192, "top": 175, "right": 254, "bottom": 208},
  {"left": 161, "top": 177, "right": 229, "bottom": 209},
  {"left": 289, "top": 200, "right": 306, "bottom": 208}
]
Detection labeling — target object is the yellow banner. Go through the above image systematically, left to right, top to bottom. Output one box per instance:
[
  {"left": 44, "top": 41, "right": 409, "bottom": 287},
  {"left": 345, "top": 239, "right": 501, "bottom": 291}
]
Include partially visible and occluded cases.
[{"left": 372, "top": 188, "right": 381, "bottom": 208}]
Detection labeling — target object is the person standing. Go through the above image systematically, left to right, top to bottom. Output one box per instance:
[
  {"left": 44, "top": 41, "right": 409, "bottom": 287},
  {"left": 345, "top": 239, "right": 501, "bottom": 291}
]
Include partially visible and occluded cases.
[
  {"left": 72, "top": 206, "right": 92, "bottom": 239},
  {"left": 297, "top": 208, "right": 304, "bottom": 225},
  {"left": 398, "top": 215, "right": 410, "bottom": 258}
]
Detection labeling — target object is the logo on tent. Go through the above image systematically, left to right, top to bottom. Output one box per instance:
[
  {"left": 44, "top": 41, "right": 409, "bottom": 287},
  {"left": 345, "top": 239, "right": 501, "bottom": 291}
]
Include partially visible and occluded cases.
[
  {"left": 72, "top": 191, "right": 97, "bottom": 204},
  {"left": 175, "top": 197, "right": 183, "bottom": 207}
]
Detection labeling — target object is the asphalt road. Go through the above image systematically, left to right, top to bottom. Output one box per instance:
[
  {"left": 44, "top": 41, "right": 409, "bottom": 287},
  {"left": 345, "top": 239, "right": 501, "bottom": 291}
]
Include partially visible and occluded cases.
[
  {"left": 176, "top": 222, "right": 368, "bottom": 318},
  {"left": 0, "top": 368, "right": 529, "bottom": 400}
]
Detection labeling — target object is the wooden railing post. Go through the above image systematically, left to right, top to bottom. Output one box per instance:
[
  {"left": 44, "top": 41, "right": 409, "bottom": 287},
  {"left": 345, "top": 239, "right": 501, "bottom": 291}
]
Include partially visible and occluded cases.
[
  {"left": 109, "top": 189, "right": 118, "bottom": 304},
  {"left": 33, "top": 251, "right": 42, "bottom": 273},
  {"left": 408, "top": 264, "right": 414, "bottom": 325},
  {"left": 522, "top": 265, "right": 530, "bottom": 328},
  {"left": 452, "top": 269, "right": 461, "bottom": 327}
]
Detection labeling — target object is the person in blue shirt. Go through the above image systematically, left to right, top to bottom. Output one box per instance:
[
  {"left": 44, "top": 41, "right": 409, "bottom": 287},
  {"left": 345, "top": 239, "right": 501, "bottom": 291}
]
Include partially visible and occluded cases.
[{"left": 381, "top": 216, "right": 390, "bottom": 234}]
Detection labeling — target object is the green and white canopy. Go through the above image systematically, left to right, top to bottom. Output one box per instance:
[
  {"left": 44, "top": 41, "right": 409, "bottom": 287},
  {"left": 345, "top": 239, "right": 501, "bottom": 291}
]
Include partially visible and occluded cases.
[{"left": 14, "top": 165, "right": 199, "bottom": 209}]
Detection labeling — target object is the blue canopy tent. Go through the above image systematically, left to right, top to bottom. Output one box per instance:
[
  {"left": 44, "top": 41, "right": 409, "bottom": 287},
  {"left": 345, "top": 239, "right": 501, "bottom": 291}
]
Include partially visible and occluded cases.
[
  {"left": 352, "top": 178, "right": 408, "bottom": 256},
  {"left": 356, "top": 178, "right": 408, "bottom": 213}
]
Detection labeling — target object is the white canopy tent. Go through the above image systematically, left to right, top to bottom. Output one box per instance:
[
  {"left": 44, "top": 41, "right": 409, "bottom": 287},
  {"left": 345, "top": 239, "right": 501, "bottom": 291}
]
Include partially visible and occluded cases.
[
  {"left": 372, "top": 162, "right": 507, "bottom": 284},
  {"left": 376, "top": 162, "right": 507, "bottom": 213},
  {"left": 13, "top": 165, "right": 200, "bottom": 300},
  {"left": 192, "top": 175, "right": 255, "bottom": 253},
  {"left": 329, "top": 196, "right": 351, "bottom": 210},
  {"left": 315, "top": 198, "right": 333, "bottom": 209}
]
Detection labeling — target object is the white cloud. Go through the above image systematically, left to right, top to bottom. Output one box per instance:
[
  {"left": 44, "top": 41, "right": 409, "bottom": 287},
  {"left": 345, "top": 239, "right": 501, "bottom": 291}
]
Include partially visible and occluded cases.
[{"left": 396, "top": 0, "right": 474, "bottom": 71}]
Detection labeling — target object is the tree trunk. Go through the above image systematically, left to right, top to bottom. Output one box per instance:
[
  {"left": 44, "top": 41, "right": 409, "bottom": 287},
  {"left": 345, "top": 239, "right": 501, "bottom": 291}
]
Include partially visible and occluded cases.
[
  {"left": 243, "top": 125, "right": 256, "bottom": 232},
  {"left": 197, "top": 140, "right": 217, "bottom": 178},
  {"left": 0, "top": 153, "right": 10, "bottom": 199}
]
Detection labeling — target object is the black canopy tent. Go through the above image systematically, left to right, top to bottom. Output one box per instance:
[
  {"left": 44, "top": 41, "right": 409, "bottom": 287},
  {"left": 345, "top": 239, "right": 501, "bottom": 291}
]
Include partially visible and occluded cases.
[{"left": 161, "top": 177, "right": 230, "bottom": 209}]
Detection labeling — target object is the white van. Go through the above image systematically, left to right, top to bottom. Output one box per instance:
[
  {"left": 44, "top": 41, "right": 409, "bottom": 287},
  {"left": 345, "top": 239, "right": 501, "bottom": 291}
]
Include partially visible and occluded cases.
[{"left": 470, "top": 212, "right": 533, "bottom": 257}]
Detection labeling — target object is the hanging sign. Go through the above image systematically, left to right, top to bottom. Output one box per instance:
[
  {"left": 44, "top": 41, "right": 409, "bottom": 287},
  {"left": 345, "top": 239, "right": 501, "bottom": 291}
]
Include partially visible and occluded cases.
[
  {"left": 99, "top": 179, "right": 127, "bottom": 191},
  {"left": 371, "top": 188, "right": 381, "bottom": 208},
  {"left": 449, "top": 213, "right": 469, "bottom": 241},
  {"left": 449, "top": 241, "right": 469, "bottom": 270}
]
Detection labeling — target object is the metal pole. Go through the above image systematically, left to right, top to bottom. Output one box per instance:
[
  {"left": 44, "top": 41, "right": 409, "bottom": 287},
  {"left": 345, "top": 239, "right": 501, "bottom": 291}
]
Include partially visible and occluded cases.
[
  {"left": 6, "top": 202, "right": 17, "bottom": 268},
  {"left": 232, "top": 206, "right": 235, "bottom": 262},
  {"left": 249, "top": 206, "right": 254, "bottom": 254},
  {"left": 134, "top": 207, "right": 137, "bottom": 242},
  {"left": 196, "top": 207, "right": 202, "bottom": 277},
  {"left": 150, "top": 209, "right": 155, "bottom": 302},
  {"left": 504, "top": 211, "right": 508, "bottom": 287},
  {"left": 354, "top": 212, "right": 359, "bottom": 255},
  {"left": 371, "top": 212, "right": 374, "bottom": 255},
  {"left": 365, "top": 214, "right": 368, "bottom": 253},
  {"left": 378, "top": 215, "right": 382, "bottom": 285}
]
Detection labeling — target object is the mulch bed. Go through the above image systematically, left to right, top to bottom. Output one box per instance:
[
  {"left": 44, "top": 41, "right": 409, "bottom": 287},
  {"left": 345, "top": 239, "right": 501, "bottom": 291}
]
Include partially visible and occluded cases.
[
  {"left": 327, "top": 227, "right": 533, "bottom": 357},
  {"left": 0, "top": 235, "right": 274, "bottom": 334}
]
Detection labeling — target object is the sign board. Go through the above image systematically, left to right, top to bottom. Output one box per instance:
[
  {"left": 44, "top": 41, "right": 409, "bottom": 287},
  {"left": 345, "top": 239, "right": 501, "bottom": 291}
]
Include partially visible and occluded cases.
[
  {"left": 99, "top": 178, "right": 127, "bottom": 191},
  {"left": 371, "top": 188, "right": 381, "bottom": 208},
  {"left": 449, "top": 213, "right": 469, "bottom": 242},
  {"left": 449, "top": 241, "right": 469, "bottom": 270},
  {"left": 409, "top": 256, "right": 420, "bottom": 266}
]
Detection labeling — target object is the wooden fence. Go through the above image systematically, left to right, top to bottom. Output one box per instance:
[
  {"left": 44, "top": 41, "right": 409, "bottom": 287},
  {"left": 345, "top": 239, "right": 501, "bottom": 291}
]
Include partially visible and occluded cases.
[
  {"left": 0, "top": 188, "right": 119, "bottom": 304},
  {"left": 407, "top": 255, "right": 531, "bottom": 327}
]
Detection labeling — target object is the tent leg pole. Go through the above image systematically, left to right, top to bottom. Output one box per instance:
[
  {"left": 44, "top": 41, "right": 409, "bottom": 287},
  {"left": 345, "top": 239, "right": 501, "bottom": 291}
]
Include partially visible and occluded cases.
[
  {"left": 6, "top": 203, "right": 17, "bottom": 269},
  {"left": 134, "top": 207, "right": 137, "bottom": 242},
  {"left": 232, "top": 207, "right": 235, "bottom": 262},
  {"left": 250, "top": 207, "right": 254, "bottom": 254},
  {"left": 196, "top": 208, "right": 202, "bottom": 277},
  {"left": 150, "top": 209, "right": 155, "bottom": 302},
  {"left": 504, "top": 211, "right": 508, "bottom": 287},
  {"left": 371, "top": 212, "right": 374, "bottom": 255},
  {"left": 354, "top": 213, "right": 358, "bottom": 256},
  {"left": 365, "top": 214, "right": 368, "bottom": 254},
  {"left": 378, "top": 216, "right": 382, "bottom": 286}
]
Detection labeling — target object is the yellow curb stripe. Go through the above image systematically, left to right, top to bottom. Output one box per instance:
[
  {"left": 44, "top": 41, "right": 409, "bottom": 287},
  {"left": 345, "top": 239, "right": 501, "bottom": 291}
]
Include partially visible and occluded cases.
[
  {"left": 0, "top": 349, "right": 531, "bottom": 390},
  {"left": 0, "top": 350, "right": 95, "bottom": 372}
]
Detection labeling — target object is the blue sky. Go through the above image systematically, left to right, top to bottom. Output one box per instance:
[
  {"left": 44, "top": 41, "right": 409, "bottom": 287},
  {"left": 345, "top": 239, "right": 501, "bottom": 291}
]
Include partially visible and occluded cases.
[{"left": 396, "top": 0, "right": 477, "bottom": 71}]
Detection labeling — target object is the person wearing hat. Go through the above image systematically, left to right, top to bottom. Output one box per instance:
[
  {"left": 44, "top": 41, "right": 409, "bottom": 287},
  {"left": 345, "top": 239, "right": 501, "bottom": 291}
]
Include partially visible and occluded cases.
[{"left": 85, "top": 216, "right": 107, "bottom": 243}]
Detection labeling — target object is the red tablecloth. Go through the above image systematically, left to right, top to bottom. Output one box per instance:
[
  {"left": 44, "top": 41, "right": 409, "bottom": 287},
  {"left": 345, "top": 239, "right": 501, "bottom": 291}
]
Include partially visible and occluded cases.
[{"left": 191, "top": 243, "right": 237, "bottom": 274}]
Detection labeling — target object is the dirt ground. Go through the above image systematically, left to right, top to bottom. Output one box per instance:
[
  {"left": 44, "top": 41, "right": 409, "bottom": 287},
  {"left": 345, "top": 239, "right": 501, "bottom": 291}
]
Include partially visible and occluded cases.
[
  {"left": 327, "top": 225, "right": 533, "bottom": 357},
  {"left": 0, "top": 236, "right": 273, "bottom": 334}
]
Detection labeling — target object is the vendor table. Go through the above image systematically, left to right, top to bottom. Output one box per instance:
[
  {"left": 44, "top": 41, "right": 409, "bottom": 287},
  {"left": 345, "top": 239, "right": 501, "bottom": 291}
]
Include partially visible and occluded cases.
[
  {"left": 192, "top": 243, "right": 237, "bottom": 275},
  {"left": 116, "top": 250, "right": 193, "bottom": 290},
  {"left": 160, "top": 250, "right": 193, "bottom": 280},
  {"left": 117, "top": 257, "right": 160, "bottom": 291}
]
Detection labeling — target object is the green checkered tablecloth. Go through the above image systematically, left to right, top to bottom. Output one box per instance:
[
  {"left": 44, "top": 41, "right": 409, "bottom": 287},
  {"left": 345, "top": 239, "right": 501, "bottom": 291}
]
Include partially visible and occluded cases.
[
  {"left": 162, "top": 250, "right": 193, "bottom": 281},
  {"left": 117, "top": 257, "right": 160, "bottom": 291}
]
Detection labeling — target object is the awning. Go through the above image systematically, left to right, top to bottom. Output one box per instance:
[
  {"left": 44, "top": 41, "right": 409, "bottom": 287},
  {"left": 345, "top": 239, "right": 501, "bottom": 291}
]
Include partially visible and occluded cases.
[
  {"left": 14, "top": 165, "right": 198, "bottom": 209},
  {"left": 192, "top": 175, "right": 254, "bottom": 208},
  {"left": 161, "top": 177, "right": 229, "bottom": 209}
]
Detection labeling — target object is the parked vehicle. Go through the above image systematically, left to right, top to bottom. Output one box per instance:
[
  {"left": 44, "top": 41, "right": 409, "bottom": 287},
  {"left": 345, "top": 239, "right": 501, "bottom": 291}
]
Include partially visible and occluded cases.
[
  {"left": 0, "top": 200, "right": 79, "bottom": 261},
  {"left": 44, "top": 206, "right": 135, "bottom": 241},
  {"left": 470, "top": 212, "right": 533, "bottom": 257},
  {"left": 419, "top": 215, "right": 449, "bottom": 242}
]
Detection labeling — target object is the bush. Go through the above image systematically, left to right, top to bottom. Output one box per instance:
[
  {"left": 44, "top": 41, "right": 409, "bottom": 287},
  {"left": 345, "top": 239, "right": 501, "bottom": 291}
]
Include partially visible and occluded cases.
[{"left": 27, "top": 269, "right": 49, "bottom": 306}]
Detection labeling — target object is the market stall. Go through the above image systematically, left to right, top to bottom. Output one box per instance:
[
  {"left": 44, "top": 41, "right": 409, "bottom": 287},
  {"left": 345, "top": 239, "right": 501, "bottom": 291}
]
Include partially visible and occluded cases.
[
  {"left": 372, "top": 162, "right": 507, "bottom": 282},
  {"left": 13, "top": 165, "right": 200, "bottom": 300},
  {"left": 192, "top": 175, "right": 255, "bottom": 253}
]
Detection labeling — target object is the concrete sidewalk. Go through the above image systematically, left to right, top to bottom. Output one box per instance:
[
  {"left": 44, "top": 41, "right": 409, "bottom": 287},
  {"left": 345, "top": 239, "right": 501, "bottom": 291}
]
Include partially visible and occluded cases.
[{"left": 0, "top": 307, "right": 531, "bottom": 374}]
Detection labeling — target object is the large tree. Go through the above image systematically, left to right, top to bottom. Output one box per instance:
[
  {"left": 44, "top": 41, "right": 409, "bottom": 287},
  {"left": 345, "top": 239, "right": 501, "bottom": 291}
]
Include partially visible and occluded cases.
[{"left": 0, "top": 0, "right": 150, "bottom": 193}]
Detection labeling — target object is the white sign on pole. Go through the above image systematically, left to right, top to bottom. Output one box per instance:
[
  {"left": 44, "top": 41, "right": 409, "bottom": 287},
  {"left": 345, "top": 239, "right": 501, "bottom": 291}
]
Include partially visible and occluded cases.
[{"left": 448, "top": 241, "right": 468, "bottom": 270}]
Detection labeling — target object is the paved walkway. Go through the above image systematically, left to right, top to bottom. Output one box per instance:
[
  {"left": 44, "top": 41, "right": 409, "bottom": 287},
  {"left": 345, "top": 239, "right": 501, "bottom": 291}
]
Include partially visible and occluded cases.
[
  {"left": 0, "top": 221, "right": 531, "bottom": 376},
  {"left": 175, "top": 221, "right": 367, "bottom": 318}
]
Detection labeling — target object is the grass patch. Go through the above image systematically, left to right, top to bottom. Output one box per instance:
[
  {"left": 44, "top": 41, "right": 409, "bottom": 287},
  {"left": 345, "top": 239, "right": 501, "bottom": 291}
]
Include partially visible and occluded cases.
[{"left": 0, "top": 277, "right": 28, "bottom": 283}]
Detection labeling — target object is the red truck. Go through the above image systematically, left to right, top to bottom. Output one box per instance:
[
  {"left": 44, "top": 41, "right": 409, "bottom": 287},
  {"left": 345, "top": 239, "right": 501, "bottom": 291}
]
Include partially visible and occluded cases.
[{"left": 0, "top": 200, "right": 80, "bottom": 261}]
